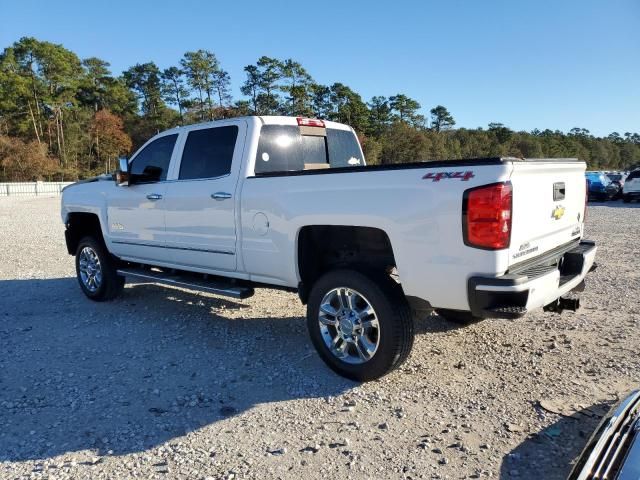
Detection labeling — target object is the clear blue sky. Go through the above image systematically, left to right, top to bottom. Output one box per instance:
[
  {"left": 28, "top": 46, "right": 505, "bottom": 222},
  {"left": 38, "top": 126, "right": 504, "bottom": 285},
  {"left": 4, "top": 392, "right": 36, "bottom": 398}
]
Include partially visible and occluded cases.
[{"left": 2, "top": 0, "right": 638, "bottom": 137}]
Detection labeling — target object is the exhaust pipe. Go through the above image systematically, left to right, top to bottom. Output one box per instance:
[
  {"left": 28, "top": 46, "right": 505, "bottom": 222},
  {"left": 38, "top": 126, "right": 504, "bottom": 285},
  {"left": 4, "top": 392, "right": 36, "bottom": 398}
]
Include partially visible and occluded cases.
[{"left": 543, "top": 295, "right": 580, "bottom": 314}]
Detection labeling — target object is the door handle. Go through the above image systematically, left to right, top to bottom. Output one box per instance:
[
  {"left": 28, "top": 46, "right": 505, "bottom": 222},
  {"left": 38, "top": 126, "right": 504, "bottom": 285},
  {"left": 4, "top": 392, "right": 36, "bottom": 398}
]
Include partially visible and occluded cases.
[
  {"left": 211, "top": 192, "right": 232, "bottom": 200},
  {"left": 146, "top": 193, "right": 163, "bottom": 200}
]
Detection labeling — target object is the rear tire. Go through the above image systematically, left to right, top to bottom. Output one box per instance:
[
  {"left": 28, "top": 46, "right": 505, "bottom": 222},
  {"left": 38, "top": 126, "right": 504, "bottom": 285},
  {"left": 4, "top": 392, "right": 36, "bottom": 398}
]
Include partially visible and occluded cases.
[
  {"left": 75, "top": 236, "right": 125, "bottom": 301},
  {"left": 306, "top": 269, "right": 414, "bottom": 382},
  {"left": 435, "top": 308, "right": 480, "bottom": 324}
]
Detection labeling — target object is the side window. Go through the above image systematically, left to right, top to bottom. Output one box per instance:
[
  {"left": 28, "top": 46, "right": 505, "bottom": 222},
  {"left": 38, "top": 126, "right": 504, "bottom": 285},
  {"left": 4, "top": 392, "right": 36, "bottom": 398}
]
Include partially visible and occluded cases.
[
  {"left": 179, "top": 126, "right": 239, "bottom": 180},
  {"left": 130, "top": 134, "right": 178, "bottom": 183}
]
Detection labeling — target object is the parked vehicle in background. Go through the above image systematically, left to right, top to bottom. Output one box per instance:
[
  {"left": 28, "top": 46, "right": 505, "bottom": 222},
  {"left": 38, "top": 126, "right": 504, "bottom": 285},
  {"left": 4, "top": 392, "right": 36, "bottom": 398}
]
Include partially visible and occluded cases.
[
  {"left": 60, "top": 116, "right": 597, "bottom": 381},
  {"left": 623, "top": 169, "right": 640, "bottom": 203},
  {"left": 586, "top": 172, "right": 619, "bottom": 201},
  {"left": 607, "top": 172, "right": 627, "bottom": 200},
  {"left": 568, "top": 389, "right": 640, "bottom": 480}
]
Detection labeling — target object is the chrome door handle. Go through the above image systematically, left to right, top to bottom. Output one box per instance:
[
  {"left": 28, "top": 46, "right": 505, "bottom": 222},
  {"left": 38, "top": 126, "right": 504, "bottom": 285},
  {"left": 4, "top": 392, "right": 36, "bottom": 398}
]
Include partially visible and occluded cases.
[
  {"left": 211, "top": 192, "right": 232, "bottom": 200},
  {"left": 146, "top": 193, "right": 163, "bottom": 200}
]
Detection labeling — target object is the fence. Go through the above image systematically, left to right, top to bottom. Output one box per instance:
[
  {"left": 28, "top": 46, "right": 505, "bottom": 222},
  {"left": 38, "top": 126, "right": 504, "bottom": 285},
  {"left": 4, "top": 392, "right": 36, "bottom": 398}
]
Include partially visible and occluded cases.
[{"left": 0, "top": 181, "right": 74, "bottom": 197}]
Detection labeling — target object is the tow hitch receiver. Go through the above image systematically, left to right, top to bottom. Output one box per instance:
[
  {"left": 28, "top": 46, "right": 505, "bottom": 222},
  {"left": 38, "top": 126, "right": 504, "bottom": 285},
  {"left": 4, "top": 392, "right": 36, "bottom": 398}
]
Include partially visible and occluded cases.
[{"left": 544, "top": 296, "right": 580, "bottom": 313}]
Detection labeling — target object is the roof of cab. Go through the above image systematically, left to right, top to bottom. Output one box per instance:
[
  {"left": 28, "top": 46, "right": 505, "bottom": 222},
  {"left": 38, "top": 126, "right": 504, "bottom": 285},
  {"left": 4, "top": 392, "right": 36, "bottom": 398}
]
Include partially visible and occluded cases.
[
  {"left": 159, "top": 115, "right": 353, "bottom": 134},
  {"left": 258, "top": 116, "right": 353, "bottom": 131}
]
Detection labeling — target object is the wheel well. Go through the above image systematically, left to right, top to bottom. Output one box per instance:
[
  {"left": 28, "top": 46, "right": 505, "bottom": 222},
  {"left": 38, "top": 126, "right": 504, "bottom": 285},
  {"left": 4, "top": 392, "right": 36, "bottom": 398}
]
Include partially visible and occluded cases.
[
  {"left": 65, "top": 213, "right": 104, "bottom": 255},
  {"left": 297, "top": 225, "right": 397, "bottom": 304}
]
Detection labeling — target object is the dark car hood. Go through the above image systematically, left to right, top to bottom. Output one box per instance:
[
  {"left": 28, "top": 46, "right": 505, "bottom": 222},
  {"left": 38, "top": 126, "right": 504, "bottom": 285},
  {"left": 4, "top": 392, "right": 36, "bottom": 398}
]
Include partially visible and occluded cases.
[{"left": 569, "top": 390, "right": 640, "bottom": 480}]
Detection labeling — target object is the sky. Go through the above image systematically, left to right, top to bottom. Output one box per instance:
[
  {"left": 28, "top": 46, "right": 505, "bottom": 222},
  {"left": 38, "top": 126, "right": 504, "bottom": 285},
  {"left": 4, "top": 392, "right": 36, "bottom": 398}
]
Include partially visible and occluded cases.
[{"left": 1, "top": 0, "right": 638, "bottom": 137}]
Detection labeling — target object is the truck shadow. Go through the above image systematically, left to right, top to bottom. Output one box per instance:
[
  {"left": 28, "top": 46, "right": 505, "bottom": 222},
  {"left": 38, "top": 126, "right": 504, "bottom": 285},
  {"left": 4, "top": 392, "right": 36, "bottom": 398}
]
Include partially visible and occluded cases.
[
  {"left": 0, "top": 277, "right": 354, "bottom": 462},
  {"left": 499, "top": 401, "right": 613, "bottom": 479}
]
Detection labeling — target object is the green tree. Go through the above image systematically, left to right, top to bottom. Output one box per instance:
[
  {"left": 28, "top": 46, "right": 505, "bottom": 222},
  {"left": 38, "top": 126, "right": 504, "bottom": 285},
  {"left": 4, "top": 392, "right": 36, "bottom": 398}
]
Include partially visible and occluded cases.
[
  {"left": 11, "top": 37, "right": 83, "bottom": 166},
  {"left": 0, "top": 46, "right": 34, "bottom": 138},
  {"left": 180, "top": 50, "right": 226, "bottom": 120},
  {"left": 240, "top": 56, "right": 282, "bottom": 115},
  {"left": 77, "top": 57, "right": 111, "bottom": 112},
  {"left": 278, "top": 59, "right": 314, "bottom": 116},
  {"left": 123, "top": 62, "right": 164, "bottom": 117},
  {"left": 123, "top": 62, "right": 177, "bottom": 144},
  {"left": 240, "top": 65, "right": 261, "bottom": 114},
  {"left": 161, "top": 67, "right": 189, "bottom": 121},
  {"left": 212, "top": 69, "right": 232, "bottom": 108},
  {"left": 328, "top": 83, "right": 369, "bottom": 133},
  {"left": 310, "top": 84, "right": 333, "bottom": 119},
  {"left": 389, "top": 94, "right": 424, "bottom": 128},
  {"left": 367, "top": 96, "right": 392, "bottom": 136},
  {"left": 430, "top": 105, "right": 455, "bottom": 132},
  {"left": 380, "top": 121, "right": 428, "bottom": 164},
  {"left": 488, "top": 122, "right": 513, "bottom": 144},
  {"left": 608, "top": 132, "right": 622, "bottom": 143}
]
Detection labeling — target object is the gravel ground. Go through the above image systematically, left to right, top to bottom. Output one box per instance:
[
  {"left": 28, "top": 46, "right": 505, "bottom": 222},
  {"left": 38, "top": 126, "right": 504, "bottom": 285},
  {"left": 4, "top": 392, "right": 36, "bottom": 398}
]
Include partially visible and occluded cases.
[{"left": 0, "top": 196, "right": 638, "bottom": 480}]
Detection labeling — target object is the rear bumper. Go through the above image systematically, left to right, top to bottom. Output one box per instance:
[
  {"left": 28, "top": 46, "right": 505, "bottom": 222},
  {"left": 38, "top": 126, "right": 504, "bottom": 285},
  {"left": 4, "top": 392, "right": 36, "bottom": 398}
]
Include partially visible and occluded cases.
[{"left": 468, "top": 240, "right": 597, "bottom": 319}]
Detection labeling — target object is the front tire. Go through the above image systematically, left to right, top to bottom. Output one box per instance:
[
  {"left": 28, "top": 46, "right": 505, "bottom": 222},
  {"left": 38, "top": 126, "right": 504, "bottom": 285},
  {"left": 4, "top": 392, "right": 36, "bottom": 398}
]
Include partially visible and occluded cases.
[
  {"left": 75, "top": 236, "right": 125, "bottom": 301},
  {"left": 306, "top": 269, "right": 414, "bottom": 382}
]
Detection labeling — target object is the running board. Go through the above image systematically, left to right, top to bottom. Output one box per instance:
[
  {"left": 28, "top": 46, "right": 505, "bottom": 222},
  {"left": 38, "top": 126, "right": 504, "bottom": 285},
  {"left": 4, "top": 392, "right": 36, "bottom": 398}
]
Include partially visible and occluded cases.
[{"left": 117, "top": 267, "right": 254, "bottom": 299}]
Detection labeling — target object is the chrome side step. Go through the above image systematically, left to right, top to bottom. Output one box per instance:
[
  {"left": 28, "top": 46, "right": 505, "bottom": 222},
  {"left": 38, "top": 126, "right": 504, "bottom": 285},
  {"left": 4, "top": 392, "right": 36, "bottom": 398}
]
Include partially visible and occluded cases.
[{"left": 117, "top": 267, "right": 254, "bottom": 299}]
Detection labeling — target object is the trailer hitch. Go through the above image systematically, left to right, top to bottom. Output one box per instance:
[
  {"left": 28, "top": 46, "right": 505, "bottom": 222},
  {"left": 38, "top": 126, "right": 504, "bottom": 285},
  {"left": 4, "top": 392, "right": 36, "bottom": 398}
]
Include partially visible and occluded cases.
[{"left": 543, "top": 295, "right": 580, "bottom": 314}]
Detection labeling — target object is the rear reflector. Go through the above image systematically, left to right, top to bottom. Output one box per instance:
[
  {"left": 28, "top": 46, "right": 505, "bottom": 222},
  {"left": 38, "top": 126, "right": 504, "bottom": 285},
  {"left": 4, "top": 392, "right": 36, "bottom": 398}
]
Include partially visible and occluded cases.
[
  {"left": 297, "top": 117, "right": 325, "bottom": 128},
  {"left": 463, "top": 182, "right": 512, "bottom": 250}
]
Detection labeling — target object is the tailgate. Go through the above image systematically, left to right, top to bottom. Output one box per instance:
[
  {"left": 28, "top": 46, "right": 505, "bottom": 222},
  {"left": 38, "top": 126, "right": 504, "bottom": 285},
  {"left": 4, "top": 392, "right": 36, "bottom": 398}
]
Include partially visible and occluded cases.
[{"left": 508, "top": 160, "right": 586, "bottom": 267}]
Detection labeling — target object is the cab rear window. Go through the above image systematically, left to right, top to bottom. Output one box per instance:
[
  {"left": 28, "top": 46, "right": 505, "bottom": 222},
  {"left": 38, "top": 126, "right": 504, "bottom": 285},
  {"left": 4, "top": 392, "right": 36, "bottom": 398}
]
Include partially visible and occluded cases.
[{"left": 255, "top": 125, "right": 363, "bottom": 174}]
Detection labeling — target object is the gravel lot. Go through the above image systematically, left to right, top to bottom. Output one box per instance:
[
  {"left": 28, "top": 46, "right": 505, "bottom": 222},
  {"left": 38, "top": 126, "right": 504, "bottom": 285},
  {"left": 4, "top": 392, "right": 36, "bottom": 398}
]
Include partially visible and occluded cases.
[{"left": 0, "top": 196, "right": 638, "bottom": 480}]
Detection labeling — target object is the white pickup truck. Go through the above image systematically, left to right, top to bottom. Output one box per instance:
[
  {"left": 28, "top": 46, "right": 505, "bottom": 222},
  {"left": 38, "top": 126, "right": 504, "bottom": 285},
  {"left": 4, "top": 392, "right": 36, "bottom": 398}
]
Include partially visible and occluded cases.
[{"left": 61, "top": 116, "right": 597, "bottom": 380}]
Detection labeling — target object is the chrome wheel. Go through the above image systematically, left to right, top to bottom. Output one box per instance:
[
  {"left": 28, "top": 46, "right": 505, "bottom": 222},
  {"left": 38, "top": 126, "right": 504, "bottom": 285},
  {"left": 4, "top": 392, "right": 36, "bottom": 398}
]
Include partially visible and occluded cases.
[
  {"left": 78, "top": 246, "right": 102, "bottom": 293},
  {"left": 318, "top": 287, "right": 380, "bottom": 364}
]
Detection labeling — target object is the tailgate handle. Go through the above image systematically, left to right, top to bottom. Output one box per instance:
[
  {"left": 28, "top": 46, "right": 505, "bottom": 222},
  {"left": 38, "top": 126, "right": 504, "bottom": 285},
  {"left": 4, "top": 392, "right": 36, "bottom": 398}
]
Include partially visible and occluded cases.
[{"left": 553, "top": 182, "right": 565, "bottom": 201}]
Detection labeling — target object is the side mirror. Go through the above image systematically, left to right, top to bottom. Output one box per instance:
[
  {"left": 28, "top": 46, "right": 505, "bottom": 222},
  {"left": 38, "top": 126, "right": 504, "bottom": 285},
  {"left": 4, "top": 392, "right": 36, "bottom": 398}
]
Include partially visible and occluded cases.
[{"left": 116, "top": 158, "right": 130, "bottom": 186}]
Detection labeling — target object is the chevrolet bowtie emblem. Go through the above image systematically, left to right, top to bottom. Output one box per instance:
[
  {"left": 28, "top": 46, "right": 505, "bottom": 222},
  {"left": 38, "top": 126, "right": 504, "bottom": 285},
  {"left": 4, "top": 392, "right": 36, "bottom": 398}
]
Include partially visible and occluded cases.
[{"left": 551, "top": 205, "right": 565, "bottom": 220}]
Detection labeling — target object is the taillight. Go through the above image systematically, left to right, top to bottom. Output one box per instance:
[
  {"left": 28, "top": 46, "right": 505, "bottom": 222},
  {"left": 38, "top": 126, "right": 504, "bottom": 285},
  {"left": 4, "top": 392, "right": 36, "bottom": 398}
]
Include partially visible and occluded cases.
[
  {"left": 297, "top": 117, "right": 325, "bottom": 128},
  {"left": 463, "top": 182, "right": 513, "bottom": 250}
]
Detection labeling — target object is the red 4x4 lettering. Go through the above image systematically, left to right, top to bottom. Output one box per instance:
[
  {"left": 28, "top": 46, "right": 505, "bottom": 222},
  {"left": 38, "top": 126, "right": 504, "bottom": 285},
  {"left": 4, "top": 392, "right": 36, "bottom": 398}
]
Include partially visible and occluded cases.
[{"left": 422, "top": 171, "right": 475, "bottom": 182}]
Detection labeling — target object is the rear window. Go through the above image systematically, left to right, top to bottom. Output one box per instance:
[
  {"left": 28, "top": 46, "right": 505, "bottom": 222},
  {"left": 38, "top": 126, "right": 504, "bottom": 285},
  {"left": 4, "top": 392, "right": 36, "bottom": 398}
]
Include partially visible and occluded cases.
[
  {"left": 255, "top": 125, "right": 363, "bottom": 174},
  {"left": 327, "top": 128, "right": 364, "bottom": 167}
]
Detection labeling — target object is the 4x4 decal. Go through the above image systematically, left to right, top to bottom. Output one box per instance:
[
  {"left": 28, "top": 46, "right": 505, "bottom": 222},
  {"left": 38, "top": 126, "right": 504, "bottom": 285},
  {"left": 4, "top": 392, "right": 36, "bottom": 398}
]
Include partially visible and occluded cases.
[{"left": 422, "top": 171, "right": 475, "bottom": 182}]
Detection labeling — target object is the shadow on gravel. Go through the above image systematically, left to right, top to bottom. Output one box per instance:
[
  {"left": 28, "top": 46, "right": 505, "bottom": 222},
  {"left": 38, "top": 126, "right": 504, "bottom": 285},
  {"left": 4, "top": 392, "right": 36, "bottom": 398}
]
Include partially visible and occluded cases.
[
  {"left": 0, "top": 277, "right": 354, "bottom": 462},
  {"left": 413, "top": 313, "right": 469, "bottom": 335},
  {"left": 499, "top": 401, "right": 613, "bottom": 480}
]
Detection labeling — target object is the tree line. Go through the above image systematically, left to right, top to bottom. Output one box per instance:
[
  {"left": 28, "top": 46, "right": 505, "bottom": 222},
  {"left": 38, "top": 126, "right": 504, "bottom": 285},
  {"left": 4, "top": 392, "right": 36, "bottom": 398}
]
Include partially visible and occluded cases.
[{"left": 1, "top": 36, "right": 638, "bottom": 181}]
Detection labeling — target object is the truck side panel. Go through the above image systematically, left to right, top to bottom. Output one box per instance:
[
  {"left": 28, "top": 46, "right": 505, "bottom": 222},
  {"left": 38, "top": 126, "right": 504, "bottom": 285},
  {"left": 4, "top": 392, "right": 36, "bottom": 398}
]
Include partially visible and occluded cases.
[{"left": 239, "top": 164, "right": 512, "bottom": 310}]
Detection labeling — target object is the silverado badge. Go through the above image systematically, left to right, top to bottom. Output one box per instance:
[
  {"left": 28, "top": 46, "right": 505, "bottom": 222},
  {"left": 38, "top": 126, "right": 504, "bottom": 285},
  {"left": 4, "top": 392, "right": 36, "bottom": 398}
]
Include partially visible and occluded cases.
[{"left": 551, "top": 205, "right": 565, "bottom": 220}]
